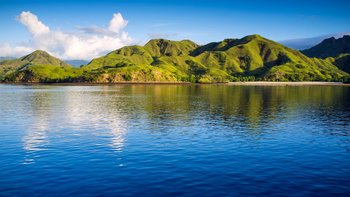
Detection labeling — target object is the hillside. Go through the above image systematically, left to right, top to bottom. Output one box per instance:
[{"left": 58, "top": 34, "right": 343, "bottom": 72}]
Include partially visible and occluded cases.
[
  {"left": 1, "top": 35, "right": 349, "bottom": 83},
  {"left": 84, "top": 35, "right": 348, "bottom": 82},
  {"left": 302, "top": 35, "right": 350, "bottom": 58},
  {"left": 82, "top": 39, "right": 199, "bottom": 82},
  {"left": 0, "top": 50, "right": 78, "bottom": 82},
  {"left": 329, "top": 54, "right": 350, "bottom": 74}
]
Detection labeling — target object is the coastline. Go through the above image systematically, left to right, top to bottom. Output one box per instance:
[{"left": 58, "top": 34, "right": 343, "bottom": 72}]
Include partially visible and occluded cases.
[
  {"left": 0, "top": 81, "right": 349, "bottom": 86},
  {"left": 0, "top": 81, "right": 192, "bottom": 86},
  {"left": 228, "top": 82, "right": 350, "bottom": 86}
]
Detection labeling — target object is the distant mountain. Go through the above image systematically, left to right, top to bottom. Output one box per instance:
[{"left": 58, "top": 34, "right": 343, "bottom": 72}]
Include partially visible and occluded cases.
[
  {"left": 280, "top": 32, "right": 350, "bottom": 50},
  {"left": 1, "top": 35, "right": 349, "bottom": 83},
  {"left": 302, "top": 35, "right": 350, "bottom": 58},
  {"left": 0, "top": 57, "right": 16, "bottom": 61},
  {"left": 64, "top": 60, "right": 89, "bottom": 67}
]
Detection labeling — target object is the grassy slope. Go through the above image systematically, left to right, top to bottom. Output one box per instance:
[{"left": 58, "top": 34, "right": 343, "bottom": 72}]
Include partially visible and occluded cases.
[
  {"left": 84, "top": 35, "right": 349, "bottom": 82},
  {"left": 301, "top": 35, "right": 350, "bottom": 81},
  {"left": 2, "top": 36, "right": 349, "bottom": 83},
  {"left": 84, "top": 39, "right": 200, "bottom": 82},
  {"left": 0, "top": 50, "right": 71, "bottom": 81},
  {"left": 0, "top": 50, "right": 77, "bottom": 82},
  {"left": 4, "top": 64, "right": 82, "bottom": 82}
]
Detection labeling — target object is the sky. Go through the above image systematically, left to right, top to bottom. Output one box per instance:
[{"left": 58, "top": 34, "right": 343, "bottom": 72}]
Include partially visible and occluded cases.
[{"left": 0, "top": 0, "right": 350, "bottom": 60}]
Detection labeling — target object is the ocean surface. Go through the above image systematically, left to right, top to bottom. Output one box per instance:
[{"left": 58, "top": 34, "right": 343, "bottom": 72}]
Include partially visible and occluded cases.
[{"left": 0, "top": 84, "right": 349, "bottom": 196}]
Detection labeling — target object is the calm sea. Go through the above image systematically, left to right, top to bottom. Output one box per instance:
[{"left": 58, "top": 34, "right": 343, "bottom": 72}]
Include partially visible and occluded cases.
[{"left": 0, "top": 84, "right": 349, "bottom": 196}]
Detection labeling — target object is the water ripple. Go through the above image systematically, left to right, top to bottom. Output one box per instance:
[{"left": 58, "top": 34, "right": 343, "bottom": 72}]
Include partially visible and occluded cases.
[{"left": 0, "top": 84, "right": 350, "bottom": 196}]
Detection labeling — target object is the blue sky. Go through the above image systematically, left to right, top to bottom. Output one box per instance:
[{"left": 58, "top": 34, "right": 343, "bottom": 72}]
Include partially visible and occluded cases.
[{"left": 0, "top": 0, "right": 349, "bottom": 59}]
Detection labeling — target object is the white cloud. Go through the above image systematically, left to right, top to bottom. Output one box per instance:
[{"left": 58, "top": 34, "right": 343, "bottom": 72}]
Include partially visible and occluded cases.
[
  {"left": 0, "top": 11, "right": 134, "bottom": 60},
  {"left": 17, "top": 11, "right": 50, "bottom": 36},
  {"left": 108, "top": 13, "right": 128, "bottom": 33},
  {"left": 0, "top": 43, "right": 33, "bottom": 57}
]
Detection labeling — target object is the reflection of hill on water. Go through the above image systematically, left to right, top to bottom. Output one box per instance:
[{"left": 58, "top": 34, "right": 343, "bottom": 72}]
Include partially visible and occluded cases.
[{"left": 21, "top": 85, "right": 350, "bottom": 157}]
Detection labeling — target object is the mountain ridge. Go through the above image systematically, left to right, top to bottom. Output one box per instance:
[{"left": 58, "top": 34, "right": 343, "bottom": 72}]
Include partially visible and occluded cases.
[
  {"left": 280, "top": 32, "right": 350, "bottom": 50},
  {"left": 1, "top": 35, "right": 349, "bottom": 83},
  {"left": 83, "top": 35, "right": 348, "bottom": 82},
  {"left": 302, "top": 35, "right": 350, "bottom": 58},
  {"left": 0, "top": 50, "right": 77, "bottom": 82}
]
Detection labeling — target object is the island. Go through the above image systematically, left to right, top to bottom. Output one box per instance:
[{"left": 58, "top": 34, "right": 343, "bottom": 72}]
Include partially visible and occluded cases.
[{"left": 1, "top": 35, "right": 349, "bottom": 83}]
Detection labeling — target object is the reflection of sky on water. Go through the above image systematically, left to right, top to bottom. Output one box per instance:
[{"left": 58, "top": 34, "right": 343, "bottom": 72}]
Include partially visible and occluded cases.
[
  {"left": 1, "top": 84, "right": 350, "bottom": 196},
  {"left": 16, "top": 85, "right": 350, "bottom": 163},
  {"left": 21, "top": 86, "right": 128, "bottom": 163},
  {"left": 62, "top": 86, "right": 128, "bottom": 152},
  {"left": 22, "top": 91, "right": 52, "bottom": 154},
  {"left": 22, "top": 118, "right": 50, "bottom": 152}
]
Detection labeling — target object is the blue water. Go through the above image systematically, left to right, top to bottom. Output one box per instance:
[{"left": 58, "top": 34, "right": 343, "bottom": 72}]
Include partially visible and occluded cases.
[{"left": 0, "top": 84, "right": 350, "bottom": 196}]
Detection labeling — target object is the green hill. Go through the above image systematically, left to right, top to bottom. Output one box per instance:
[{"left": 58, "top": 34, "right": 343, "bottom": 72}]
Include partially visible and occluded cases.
[
  {"left": 1, "top": 35, "right": 349, "bottom": 83},
  {"left": 83, "top": 35, "right": 348, "bottom": 82},
  {"left": 301, "top": 35, "right": 350, "bottom": 76},
  {"left": 302, "top": 35, "right": 350, "bottom": 58},
  {"left": 0, "top": 50, "right": 80, "bottom": 82}
]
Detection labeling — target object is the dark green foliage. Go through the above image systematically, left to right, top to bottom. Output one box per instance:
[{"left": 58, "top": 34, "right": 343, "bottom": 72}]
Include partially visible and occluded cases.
[
  {"left": 302, "top": 35, "right": 350, "bottom": 58},
  {"left": 331, "top": 54, "right": 350, "bottom": 74},
  {"left": 4, "top": 64, "right": 83, "bottom": 83},
  {"left": 232, "top": 75, "right": 257, "bottom": 82}
]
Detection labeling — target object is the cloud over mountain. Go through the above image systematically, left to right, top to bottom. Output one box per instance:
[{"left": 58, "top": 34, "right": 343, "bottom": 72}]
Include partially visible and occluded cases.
[{"left": 0, "top": 11, "right": 133, "bottom": 60}]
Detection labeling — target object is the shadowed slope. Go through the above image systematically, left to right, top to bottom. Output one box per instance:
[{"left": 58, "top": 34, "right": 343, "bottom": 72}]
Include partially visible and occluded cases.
[{"left": 302, "top": 35, "right": 350, "bottom": 58}]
